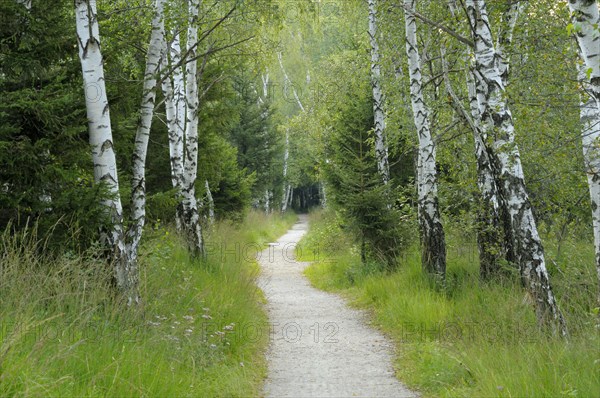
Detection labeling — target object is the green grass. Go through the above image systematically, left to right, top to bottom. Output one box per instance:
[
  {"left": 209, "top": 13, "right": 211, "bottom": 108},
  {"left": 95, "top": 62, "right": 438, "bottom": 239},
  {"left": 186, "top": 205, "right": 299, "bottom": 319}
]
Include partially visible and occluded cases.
[
  {"left": 299, "top": 209, "right": 600, "bottom": 398},
  {"left": 0, "top": 211, "right": 296, "bottom": 397}
]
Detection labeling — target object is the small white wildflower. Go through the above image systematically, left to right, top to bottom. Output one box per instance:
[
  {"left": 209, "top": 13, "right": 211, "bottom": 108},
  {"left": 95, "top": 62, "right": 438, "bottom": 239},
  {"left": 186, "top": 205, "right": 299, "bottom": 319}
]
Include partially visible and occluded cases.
[
  {"left": 202, "top": 307, "right": 210, "bottom": 312},
  {"left": 201, "top": 314, "right": 213, "bottom": 320},
  {"left": 183, "top": 315, "right": 194, "bottom": 322},
  {"left": 173, "top": 321, "right": 181, "bottom": 325},
  {"left": 223, "top": 324, "right": 234, "bottom": 331},
  {"left": 210, "top": 344, "right": 217, "bottom": 349},
  {"left": 239, "top": 362, "right": 244, "bottom": 367}
]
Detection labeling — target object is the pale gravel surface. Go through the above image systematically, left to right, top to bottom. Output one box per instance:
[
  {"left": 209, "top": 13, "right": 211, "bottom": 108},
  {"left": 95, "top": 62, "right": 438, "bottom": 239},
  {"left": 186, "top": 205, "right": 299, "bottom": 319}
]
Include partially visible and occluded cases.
[{"left": 258, "top": 215, "right": 417, "bottom": 398}]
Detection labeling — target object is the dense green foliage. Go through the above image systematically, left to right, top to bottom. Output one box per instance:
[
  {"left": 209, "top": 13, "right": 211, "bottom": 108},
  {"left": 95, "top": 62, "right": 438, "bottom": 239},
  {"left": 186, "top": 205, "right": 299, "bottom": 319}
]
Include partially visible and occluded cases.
[
  {"left": 0, "top": 0, "right": 287, "bottom": 244},
  {"left": 0, "top": 1, "right": 108, "bottom": 250},
  {"left": 228, "top": 74, "right": 281, "bottom": 209},
  {"left": 324, "top": 79, "right": 413, "bottom": 266},
  {"left": 299, "top": 210, "right": 599, "bottom": 397}
]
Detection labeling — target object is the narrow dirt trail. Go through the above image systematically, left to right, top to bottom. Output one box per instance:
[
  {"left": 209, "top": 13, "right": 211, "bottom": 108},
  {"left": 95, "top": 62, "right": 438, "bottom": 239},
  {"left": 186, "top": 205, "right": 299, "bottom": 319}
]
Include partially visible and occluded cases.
[{"left": 258, "top": 215, "right": 417, "bottom": 398}]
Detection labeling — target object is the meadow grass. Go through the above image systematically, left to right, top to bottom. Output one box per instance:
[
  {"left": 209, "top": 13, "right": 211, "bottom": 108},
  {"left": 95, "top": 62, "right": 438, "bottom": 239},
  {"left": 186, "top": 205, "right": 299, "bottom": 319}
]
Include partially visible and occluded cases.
[
  {"left": 299, "top": 210, "right": 600, "bottom": 398},
  {"left": 0, "top": 211, "right": 296, "bottom": 397}
]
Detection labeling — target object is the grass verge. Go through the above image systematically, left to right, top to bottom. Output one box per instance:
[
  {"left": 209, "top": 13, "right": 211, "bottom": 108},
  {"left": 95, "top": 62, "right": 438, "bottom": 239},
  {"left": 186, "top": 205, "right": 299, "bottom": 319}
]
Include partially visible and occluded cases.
[
  {"left": 298, "top": 209, "right": 600, "bottom": 398},
  {"left": 0, "top": 211, "right": 296, "bottom": 397}
]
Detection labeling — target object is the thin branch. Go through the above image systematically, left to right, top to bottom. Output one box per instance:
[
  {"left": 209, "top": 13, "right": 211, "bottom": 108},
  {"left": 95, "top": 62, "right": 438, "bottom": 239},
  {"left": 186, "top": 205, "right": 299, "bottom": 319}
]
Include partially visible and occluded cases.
[
  {"left": 396, "top": 3, "right": 474, "bottom": 48},
  {"left": 440, "top": 44, "right": 483, "bottom": 146}
]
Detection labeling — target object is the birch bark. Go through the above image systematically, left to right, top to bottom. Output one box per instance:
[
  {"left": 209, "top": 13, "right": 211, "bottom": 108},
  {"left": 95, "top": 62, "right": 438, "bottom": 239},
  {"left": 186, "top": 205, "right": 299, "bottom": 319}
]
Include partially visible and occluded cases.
[
  {"left": 75, "top": 0, "right": 130, "bottom": 296},
  {"left": 127, "top": 0, "right": 166, "bottom": 277},
  {"left": 180, "top": 0, "right": 204, "bottom": 256},
  {"left": 368, "top": 0, "right": 390, "bottom": 185},
  {"left": 404, "top": 0, "right": 446, "bottom": 279},
  {"left": 455, "top": 0, "right": 524, "bottom": 275},
  {"left": 466, "top": 0, "right": 567, "bottom": 335},
  {"left": 568, "top": 0, "right": 600, "bottom": 309},
  {"left": 160, "top": 31, "right": 186, "bottom": 231},
  {"left": 441, "top": 42, "right": 503, "bottom": 279},
  {"left": 278, "top": 52, "right": 305, "bottom": 112},
  {"left": 277, "top": 53, "right": 304, "bottom": 212},
  {"left": 281, "top": 127, "right": 290, "bottom": 212},
  {"left": 205, "top": 180, "right": 215, "bottom": 224}
]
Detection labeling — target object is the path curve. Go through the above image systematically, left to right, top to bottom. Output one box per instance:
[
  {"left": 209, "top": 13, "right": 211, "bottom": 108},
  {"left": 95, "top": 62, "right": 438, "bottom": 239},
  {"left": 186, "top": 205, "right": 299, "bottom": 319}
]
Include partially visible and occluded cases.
[{"left": 258, "top": 215, "right": 417, "bottom": 398}]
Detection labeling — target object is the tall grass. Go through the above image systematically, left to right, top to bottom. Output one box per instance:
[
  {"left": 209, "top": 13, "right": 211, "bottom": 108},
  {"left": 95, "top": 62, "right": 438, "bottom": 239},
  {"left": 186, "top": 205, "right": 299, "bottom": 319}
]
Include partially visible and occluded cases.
[
  {"left": 299, "top": 209, "right": 600, "bottom": 398},
  {"left": 0, "top": 211, "right": 296, "bottom": 397}
]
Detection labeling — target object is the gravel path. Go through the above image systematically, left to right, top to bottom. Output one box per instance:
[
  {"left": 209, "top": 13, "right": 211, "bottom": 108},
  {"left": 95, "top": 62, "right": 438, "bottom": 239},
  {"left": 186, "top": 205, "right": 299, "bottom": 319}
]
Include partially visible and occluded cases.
[{"left": 258, "top": 215, "right": 417, "bottom": 398}]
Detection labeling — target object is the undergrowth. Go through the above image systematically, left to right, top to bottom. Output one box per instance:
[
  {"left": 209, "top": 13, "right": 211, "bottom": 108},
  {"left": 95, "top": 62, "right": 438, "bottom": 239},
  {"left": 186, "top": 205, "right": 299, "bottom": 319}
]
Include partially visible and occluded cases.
[
  {"left": 298, "top": 209, "right": 600, "bottom": 398},
  {"left": 0, "top": 211, "right": 296, "bottom": 397}
]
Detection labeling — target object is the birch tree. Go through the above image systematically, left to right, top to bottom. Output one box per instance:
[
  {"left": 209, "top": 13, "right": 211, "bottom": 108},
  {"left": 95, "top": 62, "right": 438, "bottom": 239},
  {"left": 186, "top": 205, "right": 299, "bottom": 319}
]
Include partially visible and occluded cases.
[
  {"left": 75, "top": 0, "right": 130, "bottom": 297},
  {"left": 76, "top": 0, "right": 167, "bottom": 304},
  {"left": 127, "top": 0, "right": 166, "bottom": 282},
  {"left": 179, "top": 0, "right": 205, "bottom": 256},
  {"left": 368, "top": 0, "right": 390, "bottom": 185},
  {"left": 404, "top": 0, "right": 446, "bottom": 279},
  {"left": 465, "top": 0, "right": 567, "bottom": 335},
  {"left": 567, "top": 0, "right": 600, "bottom": 308},
  {"left": 439, "top": 1, "right": 525, "bottom": 277},
  {"left": 163, "top": 31, "right": 187, "bottom": 231},
  {"left": 440, "top": 45, "right": 504, "bottom": 279},
  {"left": 277, "top": 51, "right": 304, "bottom": 212},
  {"left": 258, "top": 71, "right": 275, "bottom": 213},
  {"left": 281, "top": 127, "right": 291, "bottom": 212},
  {"left": 205, "top": 180, "right": 215, "bottom": 224}
]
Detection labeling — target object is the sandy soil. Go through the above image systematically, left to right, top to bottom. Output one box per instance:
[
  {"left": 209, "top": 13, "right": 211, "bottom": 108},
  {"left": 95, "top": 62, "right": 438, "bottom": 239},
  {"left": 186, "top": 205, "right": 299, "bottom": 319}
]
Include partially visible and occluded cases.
[{"left": 258, "top": 215, "right": 417, "bottom": 398}]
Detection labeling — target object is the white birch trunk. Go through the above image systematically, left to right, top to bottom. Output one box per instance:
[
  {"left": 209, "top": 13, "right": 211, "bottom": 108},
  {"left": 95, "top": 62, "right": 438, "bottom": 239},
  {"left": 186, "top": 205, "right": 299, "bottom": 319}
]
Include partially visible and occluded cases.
[
  {"left": 75, "top": 0, "right": 129, "bottom": 295},
  {"left": 127, "top": 0, "right": 166, "bottom": 279},
  {"left": 181, "top": 0, "right": 204, "bottom": 256},
  {"left": 368, "top": 0, "right": 390, "bottom": 185},
  {"left": 404, "top": 0, "right": 446, "bottom": 279},
  {"left": 456, "top": 0, "right": 524, "bottom": 273},
  {"left": 466, "top": 0, "right": 567, "bottom": 335},
  {"left": 569, "top": 0, "right": 600, "bottom": 309},
  {"left": 496, "top": 1, "right": 525, "bottom": 87},
  {"left": 569, "top": 1, "right": 600, "bottom": 85},
  {"left": 493, "top": 2, "right": 523, "bottom": 266},
  {"left": 160, "top": 31, "right": 186, "bottom": 232},
  {"left": 171, "top": 33, "right": 187, "bottom": 142},
  {"left": 441, "top": 42, "right": 504, "bottom": 278},
  {"left": 160, "top": 47, "right": 180, "bottom": 190},
  {"left": 277, "top": 52, "right": 305, "bottom": 112},
  {"left": 277, "top": 54, "right": 305, "bottom": 211},
  {"left": 467, "top": 69, "right": 507, "bottom": 277},
  {"left": 259, "top": 71, "right": 274, "bottom": 212},
  {"left": 262, "top": 71, "right": 270, "bottom": 100},
  {"left": 579, "top": 80, "right": 600, "bottom": 310},
  {"left": 281, "top": 127, "right": 290, "bottom": 212},
  {"left": 205, "top": 180, "right": 215, "bottom": 224},
  {"left": 287, "top": 186, "right": 294, "bottom": 208},
  {"left": 264, "top": 189, "right": 270, "bottom": 214}
]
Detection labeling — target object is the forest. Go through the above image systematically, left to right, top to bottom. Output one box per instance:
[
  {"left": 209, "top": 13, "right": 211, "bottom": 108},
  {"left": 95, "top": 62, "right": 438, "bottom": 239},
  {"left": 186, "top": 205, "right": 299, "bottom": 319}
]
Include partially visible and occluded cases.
[{"left": 0, "top": 0, "right": 599, "bottom": 396}]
